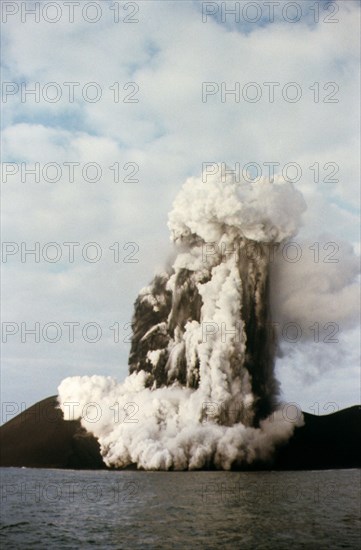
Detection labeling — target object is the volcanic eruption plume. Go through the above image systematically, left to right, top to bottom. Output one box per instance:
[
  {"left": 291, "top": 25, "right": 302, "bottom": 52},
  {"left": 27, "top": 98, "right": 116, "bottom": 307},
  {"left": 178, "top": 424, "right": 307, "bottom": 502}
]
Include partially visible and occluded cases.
[{"left": 58, "top": 167, "right": 307, "bottom": 469}]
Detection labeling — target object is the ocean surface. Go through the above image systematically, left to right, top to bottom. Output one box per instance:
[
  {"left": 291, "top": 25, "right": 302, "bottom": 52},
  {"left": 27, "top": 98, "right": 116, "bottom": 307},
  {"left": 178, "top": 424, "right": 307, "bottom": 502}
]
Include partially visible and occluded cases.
[{"left": 0, "top": 468, "right": 360, "bottom": 549}]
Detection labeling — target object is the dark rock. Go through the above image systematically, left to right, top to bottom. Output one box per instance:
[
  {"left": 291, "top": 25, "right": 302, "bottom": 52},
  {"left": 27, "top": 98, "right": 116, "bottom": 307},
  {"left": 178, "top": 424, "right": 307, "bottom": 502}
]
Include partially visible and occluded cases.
[{"left": 0, "top": 396, "right": 105, "bottom": 469}]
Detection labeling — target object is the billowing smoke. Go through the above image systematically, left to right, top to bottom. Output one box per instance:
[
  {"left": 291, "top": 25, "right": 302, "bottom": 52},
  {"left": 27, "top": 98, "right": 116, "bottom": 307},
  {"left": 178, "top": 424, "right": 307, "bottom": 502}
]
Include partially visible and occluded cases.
[
  {"left": 58, "top": 168, "right": 307, "bottom": 470},
  {"left": 270, "top": 235, "right": 360, "bottom": 386}
]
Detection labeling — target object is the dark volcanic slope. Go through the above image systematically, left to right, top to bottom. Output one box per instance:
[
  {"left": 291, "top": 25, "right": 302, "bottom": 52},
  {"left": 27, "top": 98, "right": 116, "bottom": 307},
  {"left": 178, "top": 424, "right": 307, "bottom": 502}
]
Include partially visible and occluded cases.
[
  {"left": 0, "top": 396, "right": 105, "bottom": 469},
  {"left": 0, "top": 397, "right": 360, "bottom": 470},
  {"left": 271, "top": 406, "right": 361, "bottom": 470}
]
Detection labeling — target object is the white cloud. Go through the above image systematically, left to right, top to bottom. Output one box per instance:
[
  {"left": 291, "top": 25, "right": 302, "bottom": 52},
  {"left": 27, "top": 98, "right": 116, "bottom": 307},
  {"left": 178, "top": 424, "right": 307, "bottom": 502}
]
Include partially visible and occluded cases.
[{"left": 1, "top": 0, "right": 360, "bottom": 411}]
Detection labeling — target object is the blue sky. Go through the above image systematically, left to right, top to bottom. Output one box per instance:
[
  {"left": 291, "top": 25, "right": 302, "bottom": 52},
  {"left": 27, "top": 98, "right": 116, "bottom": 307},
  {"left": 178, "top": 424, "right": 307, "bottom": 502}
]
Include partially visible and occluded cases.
[{"left": 1, "top": 0, "right": 360, "bottom": 420}]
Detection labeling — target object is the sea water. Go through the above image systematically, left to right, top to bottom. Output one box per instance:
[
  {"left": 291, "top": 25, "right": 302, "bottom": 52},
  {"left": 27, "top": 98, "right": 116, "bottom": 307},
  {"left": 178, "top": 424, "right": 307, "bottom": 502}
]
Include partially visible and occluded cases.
[{"left": 0, "top": 468, "right": 360, "bottom": 549}]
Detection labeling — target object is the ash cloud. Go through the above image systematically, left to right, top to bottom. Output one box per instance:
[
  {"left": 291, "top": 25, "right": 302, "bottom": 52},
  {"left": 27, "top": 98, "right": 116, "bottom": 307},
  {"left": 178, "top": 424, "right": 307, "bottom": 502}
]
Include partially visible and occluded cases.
[
  {"left": 58, "top": 168, "right": 307, "bottom": 470},
  {"left": 270, "top": 236, "right": 360, "bottom": 335}
]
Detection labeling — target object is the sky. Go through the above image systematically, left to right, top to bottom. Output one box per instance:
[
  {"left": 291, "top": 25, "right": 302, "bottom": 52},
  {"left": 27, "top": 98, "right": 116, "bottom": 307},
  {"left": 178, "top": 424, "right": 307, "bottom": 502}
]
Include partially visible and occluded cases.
[{"left": 1, "top": 0, "right": 360, "bottom": 423}]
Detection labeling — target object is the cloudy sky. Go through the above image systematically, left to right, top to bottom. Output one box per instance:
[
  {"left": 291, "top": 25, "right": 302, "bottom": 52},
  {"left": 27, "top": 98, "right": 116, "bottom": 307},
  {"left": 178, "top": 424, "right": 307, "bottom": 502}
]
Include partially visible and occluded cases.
[{"left": 1, "top": 0, "right": 360, "bottom": 421}]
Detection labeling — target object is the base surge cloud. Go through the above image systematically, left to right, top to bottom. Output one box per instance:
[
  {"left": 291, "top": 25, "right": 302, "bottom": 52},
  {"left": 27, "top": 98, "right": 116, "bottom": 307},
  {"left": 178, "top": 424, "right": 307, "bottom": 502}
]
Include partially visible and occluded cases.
[{"left": 58, "top": 168, "right": 307, "bottom": 469}]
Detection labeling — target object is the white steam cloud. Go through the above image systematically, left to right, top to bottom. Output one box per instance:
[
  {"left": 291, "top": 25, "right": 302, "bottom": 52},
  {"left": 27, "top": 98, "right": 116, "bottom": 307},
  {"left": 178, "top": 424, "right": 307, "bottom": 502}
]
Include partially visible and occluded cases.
[{"left": 58, "top": 169, "right": 307, "bottom": 470}]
